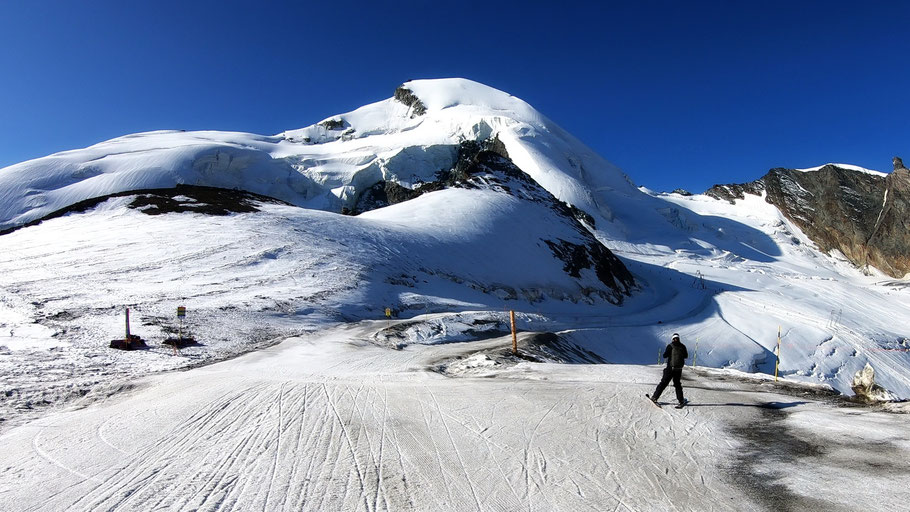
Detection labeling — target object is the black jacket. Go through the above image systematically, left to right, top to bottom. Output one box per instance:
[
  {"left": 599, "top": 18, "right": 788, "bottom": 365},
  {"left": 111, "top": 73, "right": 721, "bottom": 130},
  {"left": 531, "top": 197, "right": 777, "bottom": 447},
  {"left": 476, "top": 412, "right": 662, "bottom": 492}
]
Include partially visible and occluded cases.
[{"left": 664, "top": 340, "right": 688, "bottom": 369}]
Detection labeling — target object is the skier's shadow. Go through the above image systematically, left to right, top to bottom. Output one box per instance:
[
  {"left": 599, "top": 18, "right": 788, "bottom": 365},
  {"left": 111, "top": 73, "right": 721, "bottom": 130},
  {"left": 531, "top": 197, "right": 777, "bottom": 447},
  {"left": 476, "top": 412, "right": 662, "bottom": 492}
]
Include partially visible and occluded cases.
[{"left": 683, "top": 401, "right": 807, "bottom": 409}]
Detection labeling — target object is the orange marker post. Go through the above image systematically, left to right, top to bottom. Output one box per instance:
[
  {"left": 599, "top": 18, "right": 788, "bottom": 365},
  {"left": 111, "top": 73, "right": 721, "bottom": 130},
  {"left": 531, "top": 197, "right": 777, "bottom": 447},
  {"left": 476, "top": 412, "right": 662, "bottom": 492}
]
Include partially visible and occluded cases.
[{"left": 510, "top": 310, "right": 517, "bottom": 355}]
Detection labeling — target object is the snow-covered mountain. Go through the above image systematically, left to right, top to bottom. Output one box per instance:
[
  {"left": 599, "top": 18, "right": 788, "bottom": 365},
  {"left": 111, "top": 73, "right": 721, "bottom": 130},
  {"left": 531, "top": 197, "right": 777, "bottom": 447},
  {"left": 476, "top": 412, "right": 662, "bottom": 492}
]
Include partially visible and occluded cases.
[
  {"left": 2, "top": 77, "right": 910, "bottom": 429},
  {"left": 0, "top": 79, "right": 637, "bottom": 232}
]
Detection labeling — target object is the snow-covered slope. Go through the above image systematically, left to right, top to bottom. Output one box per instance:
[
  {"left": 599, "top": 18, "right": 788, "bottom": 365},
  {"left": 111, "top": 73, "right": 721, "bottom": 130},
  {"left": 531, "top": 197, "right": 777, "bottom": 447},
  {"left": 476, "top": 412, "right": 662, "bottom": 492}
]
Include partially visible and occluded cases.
[
  {"left": 2, "top": 77, "right": 910, "bottom": 415},
  {"left": 0, "top": 78, "right": 638, "bottom": 233},
  {"left": 605, "top": 189, "right": 910, "bottom": 399}
]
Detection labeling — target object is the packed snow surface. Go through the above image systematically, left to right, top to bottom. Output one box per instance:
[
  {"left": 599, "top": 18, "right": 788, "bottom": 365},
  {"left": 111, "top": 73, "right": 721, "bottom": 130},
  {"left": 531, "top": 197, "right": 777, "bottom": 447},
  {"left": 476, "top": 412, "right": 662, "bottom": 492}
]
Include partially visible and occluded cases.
[{"left": 1, "top": 324, "right": 908, "bottom": 511}]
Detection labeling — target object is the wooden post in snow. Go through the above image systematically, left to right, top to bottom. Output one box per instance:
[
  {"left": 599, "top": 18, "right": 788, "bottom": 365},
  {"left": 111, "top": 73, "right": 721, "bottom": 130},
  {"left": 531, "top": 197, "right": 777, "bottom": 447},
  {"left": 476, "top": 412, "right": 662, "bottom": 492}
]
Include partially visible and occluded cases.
[
  {"left": 175, "top": 306, "right": 186, "bottom": 356},
  {"left": 125, "top": 308, "right": 131, "bottom": 343},
  {"left": 510, "top": 310, "right": 517, "bottom": 355}
]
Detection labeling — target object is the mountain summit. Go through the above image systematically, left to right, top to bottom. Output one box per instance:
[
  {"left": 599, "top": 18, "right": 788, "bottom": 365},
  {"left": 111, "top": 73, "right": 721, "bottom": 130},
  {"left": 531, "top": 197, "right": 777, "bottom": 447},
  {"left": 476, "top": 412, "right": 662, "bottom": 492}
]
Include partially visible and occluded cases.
[{"left": 0, "top": 78, "right": 637, "bottom": 233}]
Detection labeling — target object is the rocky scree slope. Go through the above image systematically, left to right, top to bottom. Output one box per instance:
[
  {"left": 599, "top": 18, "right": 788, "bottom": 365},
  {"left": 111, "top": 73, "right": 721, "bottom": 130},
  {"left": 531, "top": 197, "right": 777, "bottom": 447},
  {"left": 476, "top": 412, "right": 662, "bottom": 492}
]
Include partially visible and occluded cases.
[{"left": 707, "top": 157, "right": 910, "bottom": 278}]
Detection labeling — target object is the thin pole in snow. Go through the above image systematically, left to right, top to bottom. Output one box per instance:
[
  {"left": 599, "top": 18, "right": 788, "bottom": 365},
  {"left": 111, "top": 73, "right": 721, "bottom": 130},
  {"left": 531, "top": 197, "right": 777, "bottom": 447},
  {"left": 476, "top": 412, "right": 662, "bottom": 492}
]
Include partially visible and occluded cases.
[
  {"left": 175, "top": 306, "right": 187, "bottom": 356},
  {"left": 125, "top": 308, "right": 131, "bottom": 342},
  {"left": 510, "top": 310, "right": 517, "bottom": 355},
  {"left": 775, "top": 326, "right": 781, "bottom": 382},
  {"left": 692, "top": 338, "right": 699, "bottom": 368}
]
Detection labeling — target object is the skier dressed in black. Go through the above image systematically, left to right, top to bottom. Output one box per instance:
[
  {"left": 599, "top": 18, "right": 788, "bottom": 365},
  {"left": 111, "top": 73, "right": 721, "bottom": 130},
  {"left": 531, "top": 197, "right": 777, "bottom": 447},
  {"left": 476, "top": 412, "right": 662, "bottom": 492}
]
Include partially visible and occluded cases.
[{"left": 647, "top": 333, "right": 688, "bottom": 408}]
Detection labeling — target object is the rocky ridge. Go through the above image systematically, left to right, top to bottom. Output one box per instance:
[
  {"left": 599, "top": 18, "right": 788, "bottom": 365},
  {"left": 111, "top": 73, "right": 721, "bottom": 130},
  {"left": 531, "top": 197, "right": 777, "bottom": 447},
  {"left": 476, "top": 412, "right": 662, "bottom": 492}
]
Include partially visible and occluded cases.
[
  {"left": 353, "top": 137, "right": 636, "bottom": 304},
  {"left": 706, "top": 158, "right": 910, "bottom": 277}
]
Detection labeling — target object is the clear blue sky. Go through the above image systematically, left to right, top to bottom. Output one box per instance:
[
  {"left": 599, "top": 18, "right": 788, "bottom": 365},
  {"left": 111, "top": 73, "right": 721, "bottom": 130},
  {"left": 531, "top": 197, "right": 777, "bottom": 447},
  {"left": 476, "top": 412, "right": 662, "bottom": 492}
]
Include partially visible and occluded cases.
[{"left": 1, "top": 1, "right": 907, "bottom": 192}]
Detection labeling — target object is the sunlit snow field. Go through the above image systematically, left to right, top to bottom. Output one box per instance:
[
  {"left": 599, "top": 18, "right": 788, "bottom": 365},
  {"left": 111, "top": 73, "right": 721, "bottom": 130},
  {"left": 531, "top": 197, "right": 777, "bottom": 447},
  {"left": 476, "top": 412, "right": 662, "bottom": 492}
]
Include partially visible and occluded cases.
[{"left": 2, "top": 79, "right": 909, "bottom": 510}]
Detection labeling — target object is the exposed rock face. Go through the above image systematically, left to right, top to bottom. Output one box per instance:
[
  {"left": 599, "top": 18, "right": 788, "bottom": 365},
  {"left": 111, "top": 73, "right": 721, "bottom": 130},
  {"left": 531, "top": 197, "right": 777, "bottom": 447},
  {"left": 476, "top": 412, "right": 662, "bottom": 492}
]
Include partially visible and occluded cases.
[
  {"left": 393, "top": 86, "right": 427, "bottom": 117},
  {"left": 318, "top": 118, "right": 345, "bottom": 130},
  {"left": 352, "top": 137, "right": 636, "bottom": 303},
  {"left": 452, "top": 144, "right": 636, "bottom": 303},
  {"left": 894, "top": 156, "right": 906, "bottom": 171},
  {"left": 707, "top": 161, "right": 910, "bottom": 277},
  {"left": 763, "top": 166, "right": 886, "bottom": 270},
  {"left": 866, "top": 166, "right": 910, "bottom": 276},
  {"left": 353, "top": 180, "right": 443, "bottom": 213},
  {"left": 705, "top": 181, "right": 765, "bottom": 203},
  {"left": 0, "top": 185, "right": 290, "bottom": 235}
]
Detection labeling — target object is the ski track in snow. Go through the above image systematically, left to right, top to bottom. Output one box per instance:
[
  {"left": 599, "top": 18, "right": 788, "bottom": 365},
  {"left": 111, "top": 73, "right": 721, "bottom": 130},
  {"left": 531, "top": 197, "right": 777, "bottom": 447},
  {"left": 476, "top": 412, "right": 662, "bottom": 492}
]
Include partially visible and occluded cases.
[{"left": 2, "top": 322, "right": 908, "bottom": 511}]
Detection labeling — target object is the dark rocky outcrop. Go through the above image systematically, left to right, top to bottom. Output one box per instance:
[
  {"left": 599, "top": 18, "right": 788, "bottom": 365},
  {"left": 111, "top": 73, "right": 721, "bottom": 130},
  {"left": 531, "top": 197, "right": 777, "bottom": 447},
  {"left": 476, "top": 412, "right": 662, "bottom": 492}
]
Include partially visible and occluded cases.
[
  {"left": 393, "top": 86, "right": 427, "bottom": 117},
  {"left": 318, "top": 118, "right": 345, "bottom": 130},
  {"left": 351, "top": 137, "right": 636, "bottom": 303},
  {"left": 451, "top": 143, "right": 635, "bottom": 302},
  {"left": 707, "top": 159, "right": 910, "bottom": 277},
  {"left": 865, "top": 165, "right": 910, "bottom": 276},
  {"left": 763, "top": 166, "right": 884, "bottom": 267},
  {"left": 355, "top": 180, "right": 443, "bottom": 212},
  {"left": 705, "top": 181, "right": 765, "bottom": 203},
  {"left": 0, "top": 185, "right": 290, "bottom": 236},
  {"left": 125, "top": 186, "right": 288, "bottom": 216},
  {"left": 543, "top": 238, "right": 633, "bottom": 298}
]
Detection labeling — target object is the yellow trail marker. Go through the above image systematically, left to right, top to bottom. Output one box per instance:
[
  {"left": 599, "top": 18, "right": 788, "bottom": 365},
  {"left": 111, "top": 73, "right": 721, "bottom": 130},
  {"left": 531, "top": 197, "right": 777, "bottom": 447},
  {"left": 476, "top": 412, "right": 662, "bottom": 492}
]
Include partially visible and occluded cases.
[{"left": 774, "top": 326, "right": 781, "bottom": 382}]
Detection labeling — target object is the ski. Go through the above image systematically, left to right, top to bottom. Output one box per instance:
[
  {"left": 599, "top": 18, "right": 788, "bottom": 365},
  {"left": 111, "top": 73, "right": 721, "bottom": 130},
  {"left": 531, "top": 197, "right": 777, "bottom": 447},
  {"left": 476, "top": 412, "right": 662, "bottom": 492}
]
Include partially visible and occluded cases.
[{"left": 645, "top": 393, "right": 661, "bottom": 408}]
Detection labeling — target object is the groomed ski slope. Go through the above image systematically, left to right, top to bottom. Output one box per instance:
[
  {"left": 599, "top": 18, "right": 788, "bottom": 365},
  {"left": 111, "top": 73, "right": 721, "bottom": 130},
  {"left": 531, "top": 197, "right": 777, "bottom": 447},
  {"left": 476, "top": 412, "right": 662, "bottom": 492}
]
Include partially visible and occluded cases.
[{"left": 1, "top": 321, "right": 908, "bottom": 512}]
